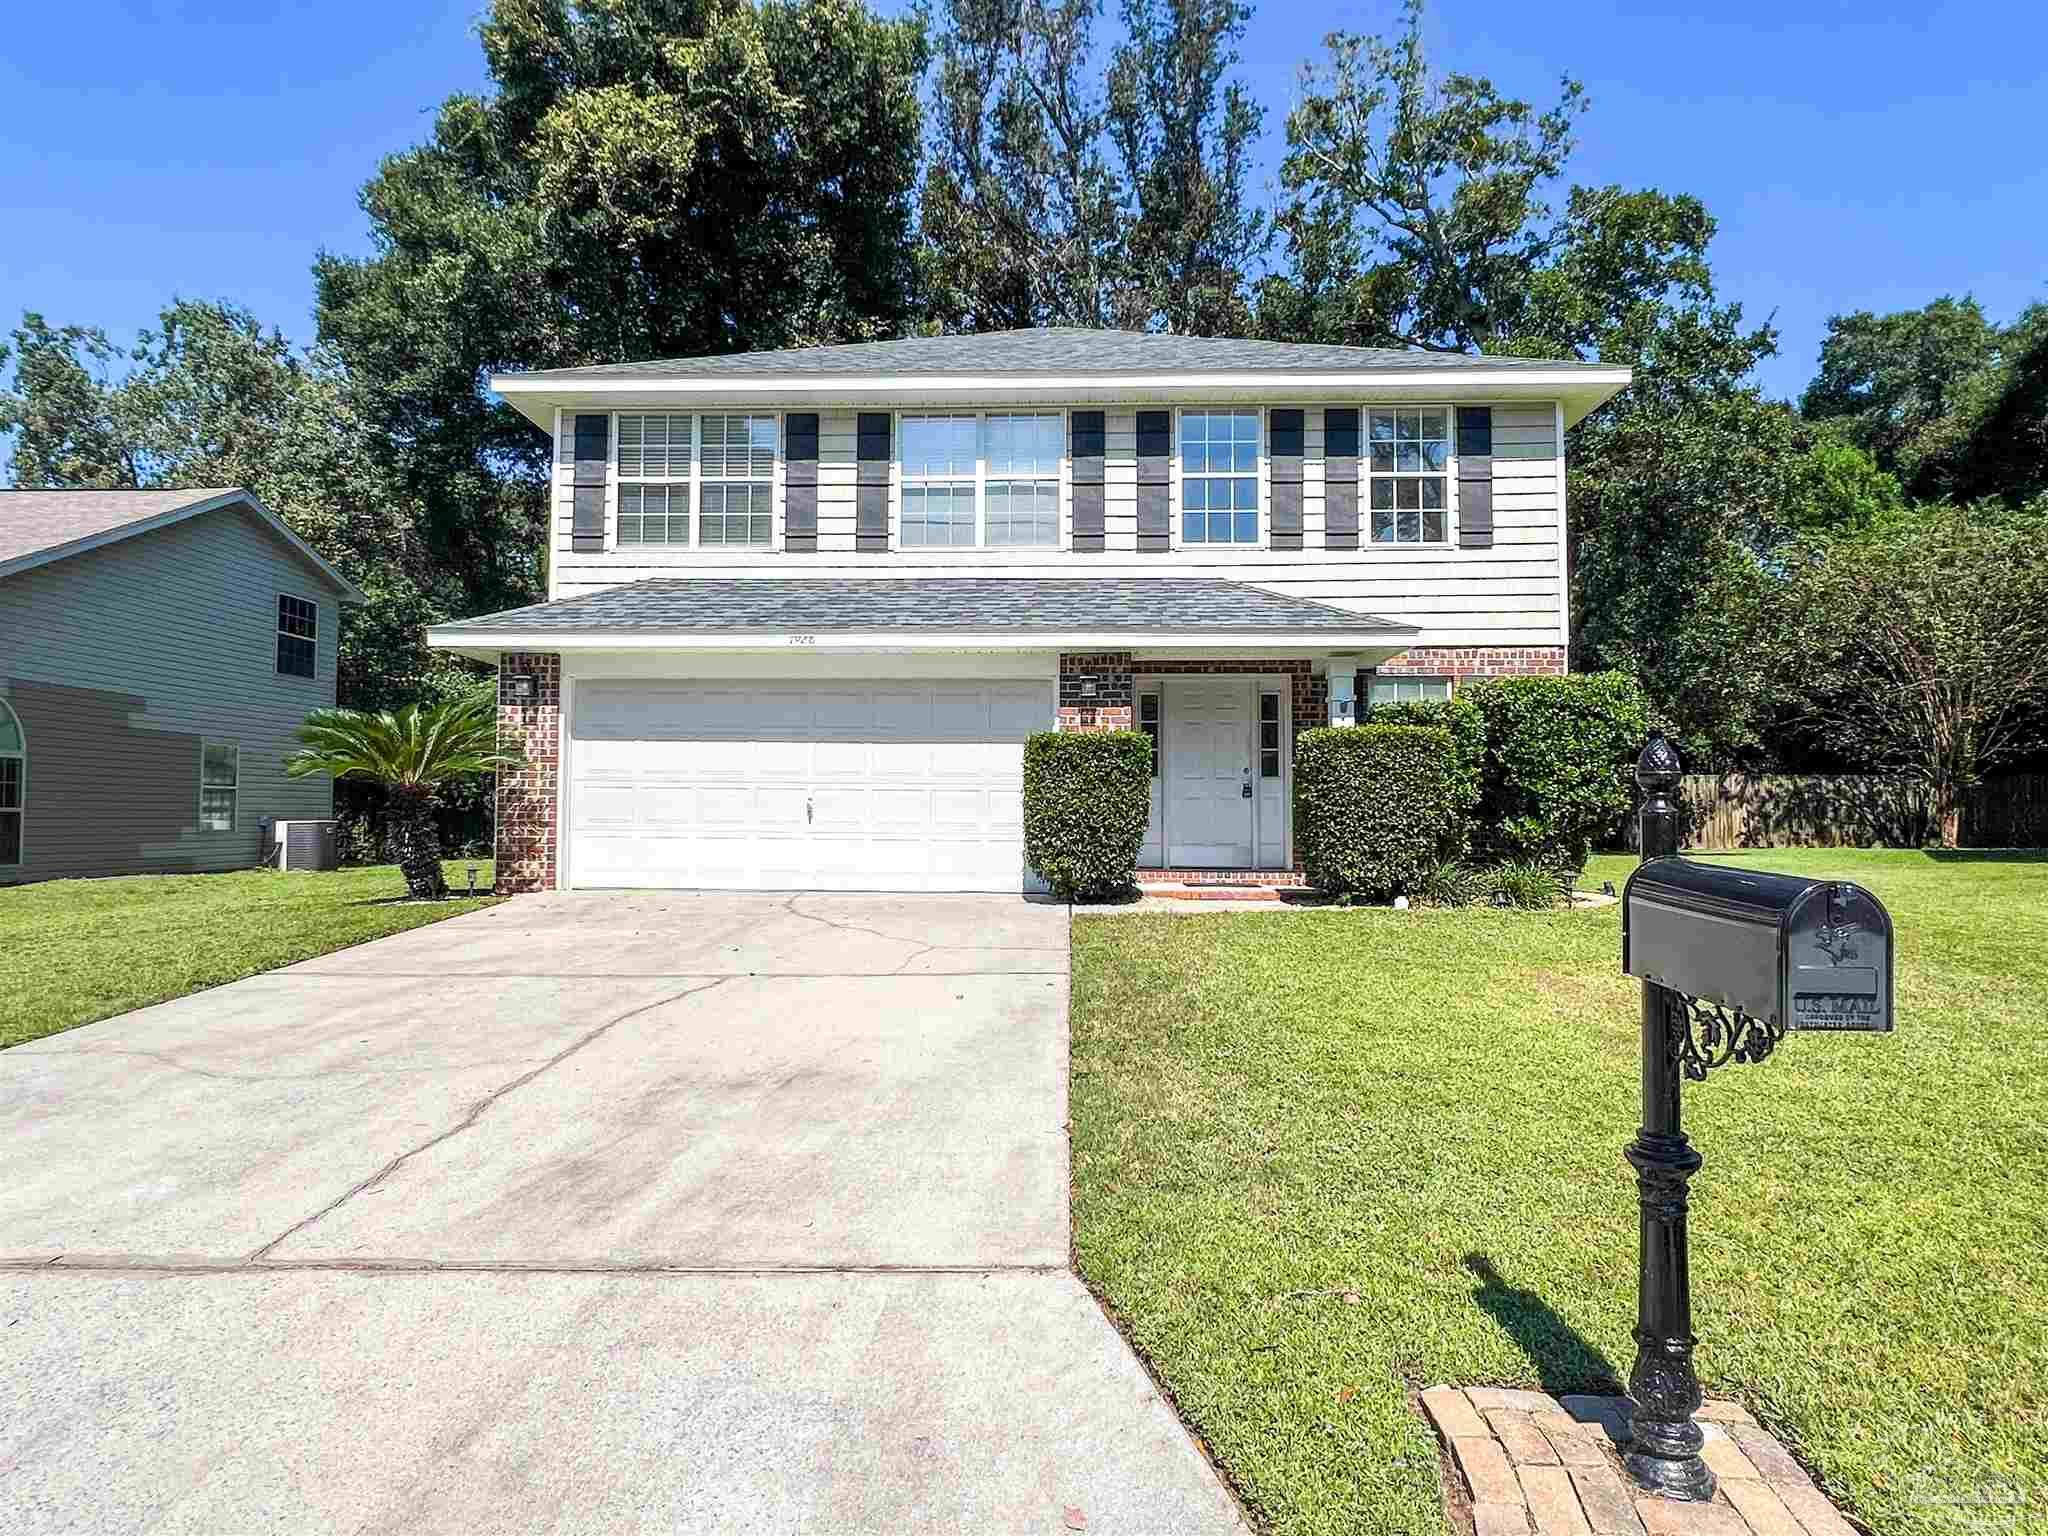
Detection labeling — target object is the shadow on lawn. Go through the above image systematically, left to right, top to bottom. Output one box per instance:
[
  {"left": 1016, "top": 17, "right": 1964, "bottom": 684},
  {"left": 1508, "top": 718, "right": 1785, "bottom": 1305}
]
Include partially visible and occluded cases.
[{"left": 1463, "top": 1253, "right": 1625, "bottom": 1395}]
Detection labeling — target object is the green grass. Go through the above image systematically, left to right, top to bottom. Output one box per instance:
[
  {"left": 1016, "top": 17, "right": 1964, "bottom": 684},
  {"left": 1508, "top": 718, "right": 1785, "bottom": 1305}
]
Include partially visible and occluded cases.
[
  {"left": 1071, "top": 849, "right": 2047, "bottom": 1536},
  {"left": 0, "top": 861, "right": 501, "bottom": 1049}
]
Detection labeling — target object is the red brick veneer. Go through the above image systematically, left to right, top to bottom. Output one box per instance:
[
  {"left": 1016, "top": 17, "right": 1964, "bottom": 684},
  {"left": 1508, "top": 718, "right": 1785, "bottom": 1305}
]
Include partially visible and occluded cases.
[{"left": 495, "top": 653, "right": 562, "bottom": 894}]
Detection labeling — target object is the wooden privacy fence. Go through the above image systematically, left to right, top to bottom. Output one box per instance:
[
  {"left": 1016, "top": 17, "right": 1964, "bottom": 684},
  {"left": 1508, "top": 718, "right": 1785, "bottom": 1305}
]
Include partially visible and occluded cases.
[{"left": 1620, "top": 773, "right": 2048, "bottom": 850}]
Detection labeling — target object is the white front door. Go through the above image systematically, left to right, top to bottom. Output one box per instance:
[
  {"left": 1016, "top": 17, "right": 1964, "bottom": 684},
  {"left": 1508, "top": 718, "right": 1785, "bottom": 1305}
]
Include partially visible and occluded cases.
[
  {"left": 1163, "top": 677, "right": 1255, "bottom": 866},
  {"left": 567, "top": 680, "right": 1048, "bottom": 891}
]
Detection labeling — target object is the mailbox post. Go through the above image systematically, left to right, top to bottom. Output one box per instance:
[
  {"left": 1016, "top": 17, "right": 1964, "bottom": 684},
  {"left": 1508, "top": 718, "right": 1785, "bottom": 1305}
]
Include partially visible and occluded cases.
[
  {"left": 1618, "top": 736, "right": 1895, "bottom": 1503},
  {"left": 1622, "top": 737, "right": 1716, "bottom": 1501}
]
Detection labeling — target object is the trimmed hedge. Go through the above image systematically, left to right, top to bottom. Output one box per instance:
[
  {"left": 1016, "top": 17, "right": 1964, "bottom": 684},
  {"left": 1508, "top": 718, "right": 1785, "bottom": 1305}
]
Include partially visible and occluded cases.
[
  {"left": 1461, "top": 671, "right": 1651, "bottom": 876},
  {"left": 1366, "top": 693, "right": 1485, "bottom": 850},
  {"left": 1295, "top": 724, "right": 1462, "bottom": 898},
  {"left": 1022, "top": 730, "right": 1154, "bottom": 900}
]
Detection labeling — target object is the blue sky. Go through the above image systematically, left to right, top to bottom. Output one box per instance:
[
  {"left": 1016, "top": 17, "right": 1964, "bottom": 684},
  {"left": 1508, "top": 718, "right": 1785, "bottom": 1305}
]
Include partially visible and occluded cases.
[{"left": 2, "top": 0, "right": 2043, "bottom": 410}]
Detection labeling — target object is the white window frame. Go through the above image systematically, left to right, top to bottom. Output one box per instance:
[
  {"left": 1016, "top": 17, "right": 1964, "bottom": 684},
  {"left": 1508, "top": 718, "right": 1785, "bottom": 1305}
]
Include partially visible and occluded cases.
[
  {"left": 1365, "top": 405, "right": 1457, "bottom": 546},
  {"left": 1173, "top": 406, "right": 1264, "bottom": 549},
  {"left": 892, "top": 410, "right": 1066, "bottom": 550},
  {"left": 695, "top": 412, "right": 779, "bottom": 550},
  {"left": 275, "top": 593, "right": 318, "bottom": 679},
  {"left": 1366, "top": 674, "right": 1455, "bottom": 708},
  {"left": 0, "top": 698, "right": 24, "bottom": 868},
  {"left": 199, "top": 741, "right": 239, "bottom": 834}
]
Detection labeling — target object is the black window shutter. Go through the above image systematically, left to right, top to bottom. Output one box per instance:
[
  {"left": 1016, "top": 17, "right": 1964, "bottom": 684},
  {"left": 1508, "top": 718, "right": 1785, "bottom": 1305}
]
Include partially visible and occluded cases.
[
  {"left": 1456, "top": 406, "right": 1493, "bottom": 550},
  {"left": 1324, "top": 407, "right": 1360, "bottom": 550},
  {"left": 1269, "top": 408, "right": 1304, "bottom": 550},
  {"left": 1135, "top": 409, "right": 1171, "bottom": 552},
  {"left": 1071, "top": 411, "right": 1106, "bottom": 553},
  {"left": 784, "top": 412, "right": 818, "bottom": 553},
  {"left": 856, "top": 412, "right": 890, "bottom": 552},
  {"left": 572, "top": 413, "right": 609, "bottom": 553}
]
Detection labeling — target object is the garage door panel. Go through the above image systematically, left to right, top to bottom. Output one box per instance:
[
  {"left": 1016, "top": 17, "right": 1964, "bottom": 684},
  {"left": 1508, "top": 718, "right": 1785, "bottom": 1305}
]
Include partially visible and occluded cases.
[{"left": 570, "top": 680, "right": 1049, "bottom": 892}]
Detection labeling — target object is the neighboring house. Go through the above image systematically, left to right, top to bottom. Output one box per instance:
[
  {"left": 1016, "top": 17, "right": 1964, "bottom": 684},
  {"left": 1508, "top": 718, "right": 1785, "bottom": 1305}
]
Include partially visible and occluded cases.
[
  {"left": 427, "top": 329, "right": 1629, "bottom": 894},
  {"left": 0, "top": 488, "right": 363, "bottom": 883}
]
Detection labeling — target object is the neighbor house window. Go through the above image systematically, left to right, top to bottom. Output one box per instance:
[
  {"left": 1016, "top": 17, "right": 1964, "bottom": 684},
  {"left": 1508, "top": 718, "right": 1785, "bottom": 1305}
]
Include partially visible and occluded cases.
[
  {"left": 1368, "top": 407, "right": 1451, "bottom": 544},
  {"left": 1181, "top": 410, "right": 1259, "bottom": 544},
  {"left": 617, "top": 413, "right": 692, "bottom": 545},
  {"left": 983, "top": 413, "right": 1062, "bottom": 546},
  {"left": 697, "top": 414, "right": 775, "bottom": 547},
  {"left": 900, "top": 415, "right": 979, "bottom": 547},
  {"left": 276, "top": 595, "right": 317, "bottom": 678},
  {"left": 1367, "top": 675, "right": 1453, "bottom": 706},
  {"left": 1139, "top": 692, "right": 1161, "bottom": 777},
  {"left": 1259, "top": 692, "right": 1282, "bottom": 778},
  {"left": 0, "top": 699, "right": 23, "bottom": 866},
  {"left": 200, "top": 742, "right": 239, "bottom": 832}
]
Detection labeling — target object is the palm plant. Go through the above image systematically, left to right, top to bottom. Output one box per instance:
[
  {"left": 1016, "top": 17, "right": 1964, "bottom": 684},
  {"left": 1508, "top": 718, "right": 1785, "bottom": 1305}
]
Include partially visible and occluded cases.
[{"left": 287, "top": 690, "right": 522, "bottom": 899}]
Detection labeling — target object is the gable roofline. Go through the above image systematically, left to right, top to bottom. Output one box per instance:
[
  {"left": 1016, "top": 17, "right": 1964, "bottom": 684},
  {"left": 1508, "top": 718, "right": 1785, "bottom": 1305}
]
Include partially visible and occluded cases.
[{"left": 0, "top": 488, "right": 368, "bottom": 601}]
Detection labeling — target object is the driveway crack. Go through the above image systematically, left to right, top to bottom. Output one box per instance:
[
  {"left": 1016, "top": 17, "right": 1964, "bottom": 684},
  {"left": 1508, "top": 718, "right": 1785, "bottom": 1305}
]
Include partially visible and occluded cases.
[{"left": 243, "top": 977, "right": 733, "bottom": 1262}]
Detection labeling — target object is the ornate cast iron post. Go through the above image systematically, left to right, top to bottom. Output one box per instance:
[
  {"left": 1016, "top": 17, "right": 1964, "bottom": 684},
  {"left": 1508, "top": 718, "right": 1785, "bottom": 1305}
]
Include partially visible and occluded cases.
[{"left": 1624, "top": 735, "right": 1717, "bottom": 1502}]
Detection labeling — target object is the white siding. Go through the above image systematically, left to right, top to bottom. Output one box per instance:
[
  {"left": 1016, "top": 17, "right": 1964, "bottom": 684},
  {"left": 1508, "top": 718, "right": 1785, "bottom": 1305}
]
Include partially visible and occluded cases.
[{"left": 547, "top": 399, "right": 1566, "bottom": 648}]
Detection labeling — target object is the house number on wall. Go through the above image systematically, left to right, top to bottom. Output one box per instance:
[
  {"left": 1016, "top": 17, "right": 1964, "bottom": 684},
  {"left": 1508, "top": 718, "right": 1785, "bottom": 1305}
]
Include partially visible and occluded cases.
[{"left": 786, "top": 633, "right": 817, "bottom": 646}]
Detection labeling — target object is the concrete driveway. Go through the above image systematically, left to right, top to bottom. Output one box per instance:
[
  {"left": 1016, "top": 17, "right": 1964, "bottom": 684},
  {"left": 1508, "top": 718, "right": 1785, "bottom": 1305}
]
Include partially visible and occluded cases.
[{"left": 0, "top": 893, "right": 1243, "bottom": 1535}]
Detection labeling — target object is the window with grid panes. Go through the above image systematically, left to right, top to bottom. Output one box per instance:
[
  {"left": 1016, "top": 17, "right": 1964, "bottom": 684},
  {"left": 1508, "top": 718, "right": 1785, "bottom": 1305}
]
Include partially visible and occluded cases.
[
  {"left": 1368, "top": 407, "right": 1451, "bottom": 543},
  {"left": 1180, "top": 410, "right": 1260, "bottom": 544},
  {"left": 617, "top": 413, "right": 692, "bottom": 544},
  {"left": 983, "top": 413, "right": 1062, "bottom": 546},
  {"left": 698, "top": 414, "right": 775, "bottom": 546},
  {"left": 900, "top": 416, "right": 979, "bottom": 547},
  {"left": 275, "top": 595, "right": 317, "bottom": 678},
  {"left": 1367, "top": 675, "right": 1453, "bottom": 706},
  {"left": 200, "top": 742, "right": 238, "bottom": 832}
]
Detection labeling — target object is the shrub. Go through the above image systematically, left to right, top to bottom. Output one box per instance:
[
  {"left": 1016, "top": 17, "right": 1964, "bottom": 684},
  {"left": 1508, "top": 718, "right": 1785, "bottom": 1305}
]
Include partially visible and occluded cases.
[
  {"left": 1462, "top": 671, "right": 1651, "bottom": 877},
  {"left": 1367, "top": 693, "right": 1485, "bottom": 848},
  {"left": 1294, "top": 724, "right": 1462, "bottom": 898},
  {"left": 1022, "top": 730, "right": 1154, "bottom": 900},
  {"left": 1413, "top": 858, "right": 1488, "bottom": 908},
  {"left": 1483, "top": 860, "right": 1563, "bottom": 910}
]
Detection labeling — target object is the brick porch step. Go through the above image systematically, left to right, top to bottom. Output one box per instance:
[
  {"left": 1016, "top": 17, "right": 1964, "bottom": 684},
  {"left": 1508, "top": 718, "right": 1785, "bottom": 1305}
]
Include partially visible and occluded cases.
[{"left": 1139, "top": 883, "right": 1289, "bottom": 902}]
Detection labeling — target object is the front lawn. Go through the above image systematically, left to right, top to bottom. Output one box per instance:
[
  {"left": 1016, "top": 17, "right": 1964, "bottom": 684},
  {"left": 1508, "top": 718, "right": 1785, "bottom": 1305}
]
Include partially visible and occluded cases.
[
  {"left": 1071, "top": 849, "right": 2047, "bottom": 1536},
  {"left": 0, "top": 861, "right": 500, "bottom": 1049}
]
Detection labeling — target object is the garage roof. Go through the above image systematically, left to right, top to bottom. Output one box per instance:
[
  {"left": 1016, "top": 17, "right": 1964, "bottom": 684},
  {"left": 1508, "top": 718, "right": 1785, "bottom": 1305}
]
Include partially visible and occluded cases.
[{"left": 430, "top": 577, "right": 1415, "bottom": 640}]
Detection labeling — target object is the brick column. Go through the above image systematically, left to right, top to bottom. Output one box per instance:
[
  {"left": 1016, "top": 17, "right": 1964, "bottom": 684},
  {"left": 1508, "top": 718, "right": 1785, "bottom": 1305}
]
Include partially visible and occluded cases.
[
  {"left": 1057, "top": 652, "right": 1135, "bottom": 731},
  {"left": 495, "top": 653, "right": 561, "bottom": 894}
]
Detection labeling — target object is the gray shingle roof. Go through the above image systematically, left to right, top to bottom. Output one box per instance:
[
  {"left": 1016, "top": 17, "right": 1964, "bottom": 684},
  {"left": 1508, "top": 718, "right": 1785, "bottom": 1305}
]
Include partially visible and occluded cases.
[
  {"left": 504, "top": 328, "right": 1608, "bottom": 382},
  {"left": 0, "top": 487, "right": 245, "bottom": 568},
  {"left": 431, "top": 578, "right": 1416, "bottom": 635}
]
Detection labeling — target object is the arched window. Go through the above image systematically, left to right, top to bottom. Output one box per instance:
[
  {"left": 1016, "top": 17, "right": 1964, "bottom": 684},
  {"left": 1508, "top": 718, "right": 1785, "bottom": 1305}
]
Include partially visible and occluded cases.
[{"left": 0, "top": 699, "right": 21, "bottom": 868}]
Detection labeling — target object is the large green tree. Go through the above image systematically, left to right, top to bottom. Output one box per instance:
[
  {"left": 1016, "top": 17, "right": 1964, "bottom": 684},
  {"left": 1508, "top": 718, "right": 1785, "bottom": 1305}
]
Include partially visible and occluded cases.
[
  {"left": 316, "top": 0, "right": 929, "bottom": 613},
  {"left": 1261, "top": 0, "right": 1894, "bottom": 762},
  {"left": 0, "top": 301, "right": 468, "bottom": 710}
]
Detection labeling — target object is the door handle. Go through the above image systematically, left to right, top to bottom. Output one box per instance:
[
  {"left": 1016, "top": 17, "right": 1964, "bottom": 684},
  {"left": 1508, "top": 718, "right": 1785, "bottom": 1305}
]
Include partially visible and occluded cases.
[{"left": 806, "top": 796, "right": 814, "bottom": 824}]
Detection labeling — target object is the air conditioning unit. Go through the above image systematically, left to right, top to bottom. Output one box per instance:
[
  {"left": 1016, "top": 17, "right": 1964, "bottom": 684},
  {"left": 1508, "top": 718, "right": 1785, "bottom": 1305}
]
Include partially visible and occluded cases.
[{"left": 269, "top": 819, "right": 339, "bottom": 872}]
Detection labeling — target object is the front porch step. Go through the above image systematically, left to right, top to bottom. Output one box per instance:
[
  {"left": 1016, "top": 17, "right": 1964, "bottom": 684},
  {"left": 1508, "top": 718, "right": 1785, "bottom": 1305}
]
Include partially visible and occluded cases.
[
  {"left": 1135, "top": 868, "right": 1302, "bottom": 887},
  {"left": 1139, "top": 883, "right": 1289, "bottom": 902}
]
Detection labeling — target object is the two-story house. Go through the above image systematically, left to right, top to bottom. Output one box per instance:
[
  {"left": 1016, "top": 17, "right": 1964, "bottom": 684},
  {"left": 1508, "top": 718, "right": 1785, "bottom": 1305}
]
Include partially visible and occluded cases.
[{"left": 425, "top": 330, "right": 1629, "bottom": 894}]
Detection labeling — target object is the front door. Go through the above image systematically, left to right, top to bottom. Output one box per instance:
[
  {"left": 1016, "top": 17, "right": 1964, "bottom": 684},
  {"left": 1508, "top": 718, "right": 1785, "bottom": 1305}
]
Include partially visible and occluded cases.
[{"left": 1163, "top": 677, "right": 1255, "bottom": 866}]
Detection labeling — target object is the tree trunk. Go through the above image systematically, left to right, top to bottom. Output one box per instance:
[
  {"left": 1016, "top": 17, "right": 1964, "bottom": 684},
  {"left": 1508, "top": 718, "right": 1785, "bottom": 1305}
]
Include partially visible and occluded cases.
[
  {"left": 1933, "top": 781, "right": 1963, "bottom": 850},
  {"left": 388, "top": 787, "right": 448, "bottom": 899}
]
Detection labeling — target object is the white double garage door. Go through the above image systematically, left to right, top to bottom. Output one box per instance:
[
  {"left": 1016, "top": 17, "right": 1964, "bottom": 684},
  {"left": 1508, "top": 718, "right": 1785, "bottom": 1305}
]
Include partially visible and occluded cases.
[{"left": 568, "top": 679, "right": 1052, "bottom": 892}]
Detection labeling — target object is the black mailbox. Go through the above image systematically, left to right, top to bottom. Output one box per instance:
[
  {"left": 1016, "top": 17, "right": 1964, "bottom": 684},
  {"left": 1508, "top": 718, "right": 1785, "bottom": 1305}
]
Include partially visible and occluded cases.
[{"left": 1623, "top": 858, "right": 1894, "bottom": 1032}]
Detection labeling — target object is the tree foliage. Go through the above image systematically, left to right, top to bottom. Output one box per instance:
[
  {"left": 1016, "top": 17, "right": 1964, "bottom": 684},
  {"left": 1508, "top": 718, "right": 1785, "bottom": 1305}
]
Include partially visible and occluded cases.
[
  {"left": 315, "top": 0, "right": 931, "bottom": 615},
  {"left": 0, "top": 301, "right": 472, "bottom": 711},
  {"left": 1778, "top": 503, "right": 2048, "bottom": 847}
]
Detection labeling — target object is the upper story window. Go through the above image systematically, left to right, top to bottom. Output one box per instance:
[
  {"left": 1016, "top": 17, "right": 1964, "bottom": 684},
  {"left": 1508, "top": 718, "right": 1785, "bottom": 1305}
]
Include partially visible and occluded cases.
[
  {"left": 1368, "top": 408, "right": 1451, "bottom": 544},
  {"left": 1180, "top": 410, "right": 1259, "bottom": 544},
  {"left": 617, "top": 413, "right": 776, "bottom": 548},
  {"left": 983, "top": 413, "right": 1061, "bottom": 547},
  {"left": 698, "top": 414, "right": 775, "bottom": 547},
  {"left": 900, "top": 416, "right": 979, "bottom": 547},
  {"left": 276, "top": 595, "right": 317, "bottom": 678},
  {"left": 0, "top": 699, "right": 23, "bottom": 867}
]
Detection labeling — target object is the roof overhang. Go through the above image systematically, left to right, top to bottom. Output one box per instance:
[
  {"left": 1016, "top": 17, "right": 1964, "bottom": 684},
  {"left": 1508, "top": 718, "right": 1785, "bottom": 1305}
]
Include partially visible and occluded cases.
[
  {"left": 491, "top": 368, "right": 1633, "bottom": 433},
  {"left": 0, "top": 488, "right": 368, "bottom": 602},
  {"left": 427, "top": 627, "right": 1419, "bottom": 665}
]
